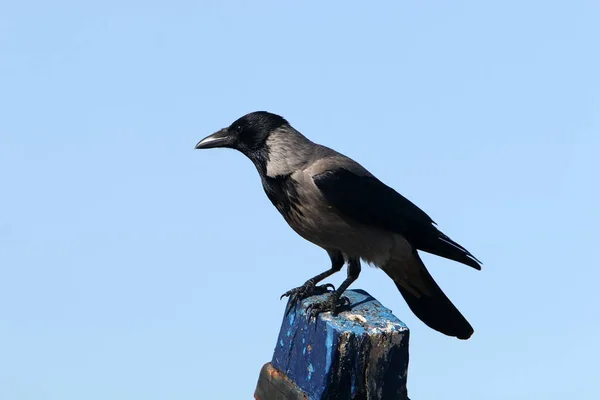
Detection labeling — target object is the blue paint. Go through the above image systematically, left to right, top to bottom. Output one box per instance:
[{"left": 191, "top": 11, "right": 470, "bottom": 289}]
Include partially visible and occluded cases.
[
  {"left": 271, "top": 289, "right": 410, "bottom": 399},
  {"left": 324, "top": 326, "right": 333, "bottom": 374},
  {"left": 307, "top": 363, "right": 314, "bottom": 380}
]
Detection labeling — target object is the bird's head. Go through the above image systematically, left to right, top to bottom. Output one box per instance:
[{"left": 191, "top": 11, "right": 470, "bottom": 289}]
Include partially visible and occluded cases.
[{"left": 195, "top": 111, "right": 289, "bottom": 155}]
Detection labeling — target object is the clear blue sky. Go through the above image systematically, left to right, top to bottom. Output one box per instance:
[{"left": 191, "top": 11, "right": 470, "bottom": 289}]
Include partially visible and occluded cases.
[{"left": 1, "top": 1, "right": 599, "bottom": 399}]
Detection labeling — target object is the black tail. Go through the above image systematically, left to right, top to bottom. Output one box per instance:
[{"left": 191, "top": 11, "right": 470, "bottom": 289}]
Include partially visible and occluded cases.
[
  {"left": 414, "top": 227, "right": 482, "bottom": 271},
  {"left": 385, "top": 254, "right": 474, "bottom": 339}
]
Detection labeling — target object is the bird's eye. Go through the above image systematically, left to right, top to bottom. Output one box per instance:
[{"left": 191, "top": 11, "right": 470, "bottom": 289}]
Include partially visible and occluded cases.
[{"left": 235, "top": 125, "right": 243, "bottom": 133}]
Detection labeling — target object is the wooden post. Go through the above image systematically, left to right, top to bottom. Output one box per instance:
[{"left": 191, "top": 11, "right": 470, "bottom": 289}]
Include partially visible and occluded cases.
[{"left": 255, "top": 289, "right": 410, "bottom": 400}]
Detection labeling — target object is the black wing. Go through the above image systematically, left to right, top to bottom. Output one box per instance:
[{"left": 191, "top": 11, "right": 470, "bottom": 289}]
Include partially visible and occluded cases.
[{"left": 313, "top": 168, "right": 481, "bottom": 270}]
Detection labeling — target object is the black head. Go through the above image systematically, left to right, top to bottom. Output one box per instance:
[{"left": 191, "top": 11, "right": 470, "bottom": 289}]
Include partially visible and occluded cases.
[{"left": 195, "top": 111, "right": 288, "bottom": 155}]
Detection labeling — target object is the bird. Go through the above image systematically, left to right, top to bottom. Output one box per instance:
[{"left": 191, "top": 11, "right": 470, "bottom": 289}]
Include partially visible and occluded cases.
[{"left": 195, "top": 111, "right": 481, "bottom": 339}]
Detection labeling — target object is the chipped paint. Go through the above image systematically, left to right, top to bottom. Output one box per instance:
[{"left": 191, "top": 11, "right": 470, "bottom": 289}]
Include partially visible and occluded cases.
[
  {"left": 270, "top": 289, "right": 409, "bottom": 399},
  {"left": 347, "top": 313, "right": 367, "bottom": 324},
  {"left": 325, "top": 327, "right": 333, "bottom": 373}
]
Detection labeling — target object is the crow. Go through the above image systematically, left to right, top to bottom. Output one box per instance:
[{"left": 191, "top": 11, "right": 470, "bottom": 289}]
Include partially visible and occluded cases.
[{"left": 195, "top": 111, "right": 481, "bottom": 339}]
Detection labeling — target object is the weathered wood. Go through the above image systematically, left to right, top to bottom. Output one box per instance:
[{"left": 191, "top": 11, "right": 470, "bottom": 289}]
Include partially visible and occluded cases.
[{"left": 255, "top": 289, "right": 410, "bottom": 400}]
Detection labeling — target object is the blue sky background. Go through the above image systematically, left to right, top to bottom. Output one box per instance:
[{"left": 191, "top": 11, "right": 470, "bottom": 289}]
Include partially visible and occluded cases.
[{"left": 1, "top": 1, "right": 599, "bottom": 399}]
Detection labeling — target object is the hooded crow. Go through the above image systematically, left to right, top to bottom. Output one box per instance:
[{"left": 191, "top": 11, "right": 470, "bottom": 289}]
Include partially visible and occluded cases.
[{"left": 195, "top": 111, "right": 481, "bottom": 339}]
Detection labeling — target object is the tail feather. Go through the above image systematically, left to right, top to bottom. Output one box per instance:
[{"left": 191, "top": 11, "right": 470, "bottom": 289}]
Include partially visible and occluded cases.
[
  {"left": 415, "top": 228, "right": 482, "bottom": 270},
  {"left": 384, "top": 253, "right": 474, "bottom": 340}
]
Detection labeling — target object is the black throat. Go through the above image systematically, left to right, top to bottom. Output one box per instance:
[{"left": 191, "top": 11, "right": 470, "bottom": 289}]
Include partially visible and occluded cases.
[
  {"left": 243, "top": 138, "right": 305, "bottom": 222},
  {"left": 261, "top": 173, "right": 303, "bottom": 222}
]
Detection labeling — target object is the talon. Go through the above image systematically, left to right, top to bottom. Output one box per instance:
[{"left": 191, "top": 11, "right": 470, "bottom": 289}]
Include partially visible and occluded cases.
[
  {"left": 280, "top": 280, "right": 335, "bottom": 303},
  {"left": 321, "top": 283, "right": 336, "bottom": 292},
  {"left": 280, "top": 291, "right": 291, "bottom": 300},
  {"left": 303, "top": 292, "right": 350, "bottom": 322},
  {"left": 284, "top": 297, "right": 295, "bottom": 316},
  {"left": 305, "top": 304, "right": 315, "bottom": 322}
]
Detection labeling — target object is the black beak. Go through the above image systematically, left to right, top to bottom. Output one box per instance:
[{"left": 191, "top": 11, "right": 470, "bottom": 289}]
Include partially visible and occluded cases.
[{"left": 195, "top": 128, "right": 234, "bottom": 149}]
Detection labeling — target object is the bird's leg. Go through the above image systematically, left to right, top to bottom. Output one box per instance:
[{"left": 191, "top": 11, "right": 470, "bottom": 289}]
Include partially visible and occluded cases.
[
  {"left": 281, "top": 250, "right": 344, "bottom": 313},
  {"left": 306, "top": 257, "right": 361, "bottom": 320}
]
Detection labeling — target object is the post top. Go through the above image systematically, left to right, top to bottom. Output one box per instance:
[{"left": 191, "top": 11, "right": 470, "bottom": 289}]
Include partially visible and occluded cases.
[
  {"left": 267, "top": 289, "right": 410, "bottom": 400},
  {"left": 300, "top": 289, "right": 408, "bottom": 336}
]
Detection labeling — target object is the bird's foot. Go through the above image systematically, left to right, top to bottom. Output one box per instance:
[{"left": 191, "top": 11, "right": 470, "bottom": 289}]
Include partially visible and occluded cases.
[
  {"left": 280, "top": 281, "right": 335, "bottom": 302},
  {"left": 281, "top": 281, "right": 335, "bottom": 315},
  {"left": 306, "top": 294, "right": 351, "bottom": 322}
]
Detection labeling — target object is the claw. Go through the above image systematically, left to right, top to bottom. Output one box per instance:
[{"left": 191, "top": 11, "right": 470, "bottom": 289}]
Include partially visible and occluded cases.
[
  {"left": 280, "top": 282, "right": 335, "bottom": 302},
  {"left": 321, "top": 283, "right": 336, "bottom": 292},
  {"left": 305, "top": 293, "right": 351, "bottom": 322},
  {"left": 284, "top": 295, "right": 297, "bottom": 316},
  {"left": 339, "top": 296, "right": 350, "bottom": 306}
]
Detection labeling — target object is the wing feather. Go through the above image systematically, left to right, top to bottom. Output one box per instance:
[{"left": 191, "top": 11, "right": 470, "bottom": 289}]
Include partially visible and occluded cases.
[{"left": 313, "top": 168, "right": 481, "bottom": 270}]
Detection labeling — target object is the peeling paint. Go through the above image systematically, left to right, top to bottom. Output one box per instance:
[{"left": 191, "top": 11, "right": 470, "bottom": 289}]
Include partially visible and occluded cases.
[
  {"left": 271, "top": 289, "right": 409, "bottom": 400},
  {"left": 347, "top": 313, "right": 367, "bottom": 324},
  {"left": 325, "top": 326, "right": 334, "bottom": 373}
]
